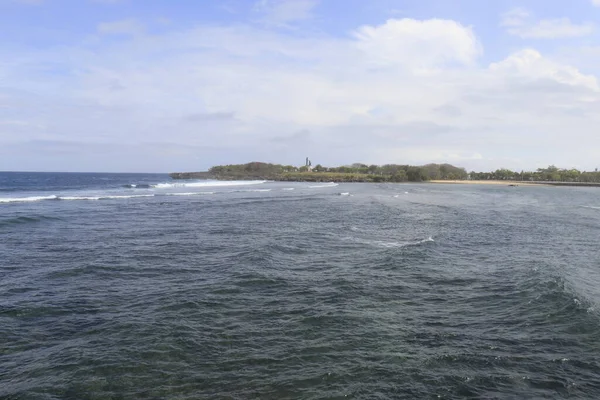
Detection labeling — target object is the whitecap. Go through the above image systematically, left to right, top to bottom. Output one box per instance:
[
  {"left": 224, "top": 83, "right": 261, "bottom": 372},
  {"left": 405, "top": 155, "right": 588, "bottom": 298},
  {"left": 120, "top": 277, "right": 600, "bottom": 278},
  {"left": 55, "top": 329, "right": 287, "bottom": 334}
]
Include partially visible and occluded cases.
[
  {"left": 154, "top": 180, "right": 266, "bottom": 189},
  {"left": 309, "top": 182, "right": 339, "bottom": 188},
  {"left": 164, "top": 192, "right": 214, "bottom": 196},
  {"left": 59, "top": 194, "right": 154, "bottom": 201},
  {"left": 0, "top": 195, "right": 58, "bottom": 203},
  {"left": 102, "top": 195, "right": 154, "bottom": 199},
  {"left": 59, "top": 196, "right": 101, "bottom": 201},
  {"left": 346, "top": 236, "right": 435, "bottom": 249}
]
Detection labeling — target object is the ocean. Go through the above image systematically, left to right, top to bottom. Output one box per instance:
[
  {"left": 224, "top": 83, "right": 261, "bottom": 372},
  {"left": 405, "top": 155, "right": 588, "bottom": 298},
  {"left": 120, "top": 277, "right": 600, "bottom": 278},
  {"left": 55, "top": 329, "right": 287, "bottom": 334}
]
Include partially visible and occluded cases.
[{"left": 1, "top": 172, "right": 600, "bottom": 399}]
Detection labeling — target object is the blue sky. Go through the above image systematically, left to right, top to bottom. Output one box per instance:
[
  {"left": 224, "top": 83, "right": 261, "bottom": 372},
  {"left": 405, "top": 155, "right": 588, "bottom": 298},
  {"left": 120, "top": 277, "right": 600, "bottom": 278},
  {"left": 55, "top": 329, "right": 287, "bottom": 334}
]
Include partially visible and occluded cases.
[{"left": 1, "top": 0, "right": 600, "bottom": 172}]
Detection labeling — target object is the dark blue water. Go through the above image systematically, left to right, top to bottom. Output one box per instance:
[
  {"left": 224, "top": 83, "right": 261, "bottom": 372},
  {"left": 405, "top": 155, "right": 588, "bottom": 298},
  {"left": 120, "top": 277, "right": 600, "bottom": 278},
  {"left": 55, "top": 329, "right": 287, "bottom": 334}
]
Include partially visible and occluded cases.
[{"left": 2, "top": 172, "right": 600, "bottom": 399}]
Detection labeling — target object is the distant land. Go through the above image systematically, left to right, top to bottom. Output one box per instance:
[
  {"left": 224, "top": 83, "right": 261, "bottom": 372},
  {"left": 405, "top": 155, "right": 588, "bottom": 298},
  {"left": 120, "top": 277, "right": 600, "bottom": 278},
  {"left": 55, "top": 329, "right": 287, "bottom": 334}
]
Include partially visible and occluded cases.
[{"left": 169, "top": 162, "right": 600, "bottom": 185}]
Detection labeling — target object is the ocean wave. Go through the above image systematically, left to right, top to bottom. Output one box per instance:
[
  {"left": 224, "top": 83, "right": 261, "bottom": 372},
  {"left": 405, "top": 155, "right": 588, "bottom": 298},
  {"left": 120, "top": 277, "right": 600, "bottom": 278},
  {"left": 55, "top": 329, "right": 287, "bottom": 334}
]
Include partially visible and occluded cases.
[
  {"left": 154, "top": 180, "right": 266, "bottom": 189},
  {"left": 309, "top": 182, "right": 339, "bottom": 188},
  {"left": 123, "top": 184, "right": 152, "bottom": 189},
  {"left": 281, "top": 188, "right": 295, "bottom": 191},
  {"left": 1, "top": 192, "right": 224, "bottom": 203},
  {"left": 163, "top": 192, "right": 215, "bottom": 196},
  {"left": 339, "top": 192, "right": 351, "bottom": 196},
  {"left": 0, "top": 195, "right": 58, "bottom": 203},
  {"left": 59, "top": 195, "right": 155, "bottom": 201},
  {"left": 58, "top": 196, "right": 101, "bottom": 201},
  {"left": 582, "top": 206, "right": 600, "bottom": 210},
  {"left": 0, "top": 215, "right": 60, "bottom": 227},
  {"left": 345, "top": 236, "right": 435, "bottom": 248}
]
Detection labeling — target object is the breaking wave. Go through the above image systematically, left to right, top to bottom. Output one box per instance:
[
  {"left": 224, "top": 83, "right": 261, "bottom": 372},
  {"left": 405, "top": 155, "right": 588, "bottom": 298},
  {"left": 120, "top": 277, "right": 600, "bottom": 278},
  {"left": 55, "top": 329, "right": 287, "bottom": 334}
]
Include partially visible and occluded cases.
[
  {"left": 154, "top": 180, "right": 266, "bottom": 189},
  {"left": 309, "top": 183, "right": 339, "bottom": 188},
  {"left": 123, "top": 184, "right": 152, "bottom": 189},
  {"left": 163, "top": 192, "right": 215, "bottom": 196},
  {"left": 0, "top": 194, "right": 157, "bottom": 204},
  {"left": 0, "top": 195, "right": 58, "bottom": 203},
  {"left": 60, "top": 195, "right": 155, "bottom": 201},
  {"left": 344, "top": 236, "right": 435, "bottom": 248}
]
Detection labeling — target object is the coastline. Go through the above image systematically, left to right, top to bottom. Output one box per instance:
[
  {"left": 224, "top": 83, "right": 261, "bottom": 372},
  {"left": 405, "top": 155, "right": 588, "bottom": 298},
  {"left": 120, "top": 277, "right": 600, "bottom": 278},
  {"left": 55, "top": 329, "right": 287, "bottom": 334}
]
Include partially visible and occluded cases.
[
  {"left": 169, "top": 173, "right": 600, "bottom": 187},
  {"left": 428, "top": 180, "right": 545, "bottom": 187},
  {"left": 428, "top": 180, "right": 600, "bottom": 187}
]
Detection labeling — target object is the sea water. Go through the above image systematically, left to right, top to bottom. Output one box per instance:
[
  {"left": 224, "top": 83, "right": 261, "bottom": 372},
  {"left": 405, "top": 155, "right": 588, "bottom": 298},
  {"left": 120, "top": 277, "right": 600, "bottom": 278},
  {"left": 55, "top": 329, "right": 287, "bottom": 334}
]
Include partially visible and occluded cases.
[{"left": 1, "top": 172, "right": 600, "bottom": 398}]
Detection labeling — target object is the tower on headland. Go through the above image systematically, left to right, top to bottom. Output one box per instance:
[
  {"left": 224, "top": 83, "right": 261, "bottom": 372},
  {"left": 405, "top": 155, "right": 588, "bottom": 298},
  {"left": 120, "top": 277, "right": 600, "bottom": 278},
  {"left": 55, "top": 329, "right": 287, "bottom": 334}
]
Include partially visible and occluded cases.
[{"left": 305, "top": 157, "right": 313, "bottom": 172}]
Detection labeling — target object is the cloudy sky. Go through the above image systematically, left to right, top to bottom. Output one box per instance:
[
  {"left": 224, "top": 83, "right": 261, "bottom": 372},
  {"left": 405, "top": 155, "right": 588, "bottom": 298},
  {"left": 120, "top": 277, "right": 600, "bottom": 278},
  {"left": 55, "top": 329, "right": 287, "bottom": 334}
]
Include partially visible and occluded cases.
[{"left": 1, "top": 0, "right": 600, "bottom": 172}]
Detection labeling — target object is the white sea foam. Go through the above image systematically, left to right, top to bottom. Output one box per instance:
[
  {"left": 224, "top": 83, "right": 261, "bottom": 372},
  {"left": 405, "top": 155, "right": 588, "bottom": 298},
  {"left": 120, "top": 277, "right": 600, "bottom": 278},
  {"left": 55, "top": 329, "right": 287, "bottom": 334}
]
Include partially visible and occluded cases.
[
  {"left": 154, "top": 180, "right": 266, "bottom": 189},
  {"left": 309, "top": 182, "right": 339, "bottom": 188},
  {"left": 282, "top": 188, "right": 295, "bottom": 191},
  {"left": 164, "top": 192, "right": 214, "bottom": 196},
  {"left": 339, "top": 192, "right": 351, "bottom": 196},
  {"left": 393, "top": 192, "right": 409, "bottom": 198},
  {"left": 60, "top": 194, "right": 154, "bottom": 201},
  {"left": 0, "top": 195, "right": 58, "bottom": 203},
  {"left": 105, "top": 195, "right": 154, "bottom": 199},
  {"left": 59, "top": 196, "right": 101, "bottom": 201},
  {"left": 582, "top": 206, "right": 600, "bottom": 210},
  {"left": 347, "top": 236, "right": 435, "bottom": 248}
]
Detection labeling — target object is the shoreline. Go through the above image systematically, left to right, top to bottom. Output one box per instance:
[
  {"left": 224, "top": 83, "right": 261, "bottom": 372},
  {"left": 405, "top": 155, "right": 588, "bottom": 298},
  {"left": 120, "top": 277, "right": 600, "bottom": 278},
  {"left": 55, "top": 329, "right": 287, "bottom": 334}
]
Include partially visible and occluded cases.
[
  {"left": 169, "top": 173, "right": 600, "bottom": 187},
  {"left": 428, "top": 180, "right": 600, "bottom": 187},
  {"left": 428, "top": 180, "right": 544, "bottom": 186}
]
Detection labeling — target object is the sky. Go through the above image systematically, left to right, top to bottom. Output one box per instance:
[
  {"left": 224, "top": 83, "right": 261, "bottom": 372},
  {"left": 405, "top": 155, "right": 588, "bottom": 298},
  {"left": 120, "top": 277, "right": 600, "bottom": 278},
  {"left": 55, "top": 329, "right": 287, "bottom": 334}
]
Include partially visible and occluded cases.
[{"left": 1, "top": 0, "right": 600, "bottom": 172}]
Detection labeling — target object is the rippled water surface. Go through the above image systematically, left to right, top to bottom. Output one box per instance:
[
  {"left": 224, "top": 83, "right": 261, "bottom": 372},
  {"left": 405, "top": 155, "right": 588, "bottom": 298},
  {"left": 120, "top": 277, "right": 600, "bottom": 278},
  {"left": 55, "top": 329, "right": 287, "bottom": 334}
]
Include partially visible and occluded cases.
[{"left": 2, "top": 172, "right": 600, "bottom": 399}]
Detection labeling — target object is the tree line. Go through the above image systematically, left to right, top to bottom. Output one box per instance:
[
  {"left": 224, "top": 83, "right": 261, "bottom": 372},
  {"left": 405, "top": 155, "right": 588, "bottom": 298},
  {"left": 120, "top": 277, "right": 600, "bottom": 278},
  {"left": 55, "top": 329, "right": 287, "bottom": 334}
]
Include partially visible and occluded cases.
[
  {"left": 179, "top": 162, "right": 600, "bottom": 183},
  {"left": 208, "top": 162, "right": 468, "bottom": 182},
  {"left": 469, "top": 165, "right": 600, "bottom": 183}
]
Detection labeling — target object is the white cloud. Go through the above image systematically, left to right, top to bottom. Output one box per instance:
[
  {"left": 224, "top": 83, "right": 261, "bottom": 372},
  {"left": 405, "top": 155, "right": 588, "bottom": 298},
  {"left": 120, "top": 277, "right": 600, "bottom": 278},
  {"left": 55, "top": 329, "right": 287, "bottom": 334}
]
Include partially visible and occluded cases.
[
  {"left": 254, "top": 0, "right": 318, "bottom": 26},
  {"left": 592, "top": 0, "right": 600, "bottom": 6},
  {"left": 501, "top": 7, "right": 529, "bottom": 27},
  {"left": 501, "top": 8, "right": 594, "bottom": 39},
  {"left": 2, "top": 18, "right": 600, "bottom": 171},
  {"left": 354, "top": 18, "right": 480, "bottom": 69},
  {"left": 97, "top": 19, "right": 144, "bottom": 36},
  {"left": 514, "top": 19, "right": 593, "bottom": 39},
  {"left": 489, "top": 49, "right": 599, "bottom": 91}
]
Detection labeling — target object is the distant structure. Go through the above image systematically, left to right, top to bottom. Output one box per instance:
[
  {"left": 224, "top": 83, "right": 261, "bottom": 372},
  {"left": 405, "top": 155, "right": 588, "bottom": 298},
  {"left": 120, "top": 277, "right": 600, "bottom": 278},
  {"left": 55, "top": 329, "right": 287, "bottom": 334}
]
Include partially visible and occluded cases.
[{"left": 305, "top": 157, "right": 313, "bottom": 172}]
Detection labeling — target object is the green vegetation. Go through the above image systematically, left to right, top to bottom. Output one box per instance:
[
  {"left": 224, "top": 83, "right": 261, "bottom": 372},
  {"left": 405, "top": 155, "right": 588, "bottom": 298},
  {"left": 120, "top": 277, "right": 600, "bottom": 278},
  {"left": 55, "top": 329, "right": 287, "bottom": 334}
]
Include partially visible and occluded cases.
[
  {"left": 170, "top": 162, "right": 600, "bottom": 184},
  {"left": 171, "top": 162, "right": 468, "bottom": 182},
  {"left": 469, "top": 165, "right": 600, "bottom": 183}
]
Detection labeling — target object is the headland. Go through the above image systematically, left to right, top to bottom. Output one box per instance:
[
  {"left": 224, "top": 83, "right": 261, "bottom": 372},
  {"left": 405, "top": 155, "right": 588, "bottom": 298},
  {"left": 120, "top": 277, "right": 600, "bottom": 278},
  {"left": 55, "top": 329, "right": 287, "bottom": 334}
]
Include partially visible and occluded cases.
[{"left": 170, "top": 162, "right": 600, "bottom": 186}]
